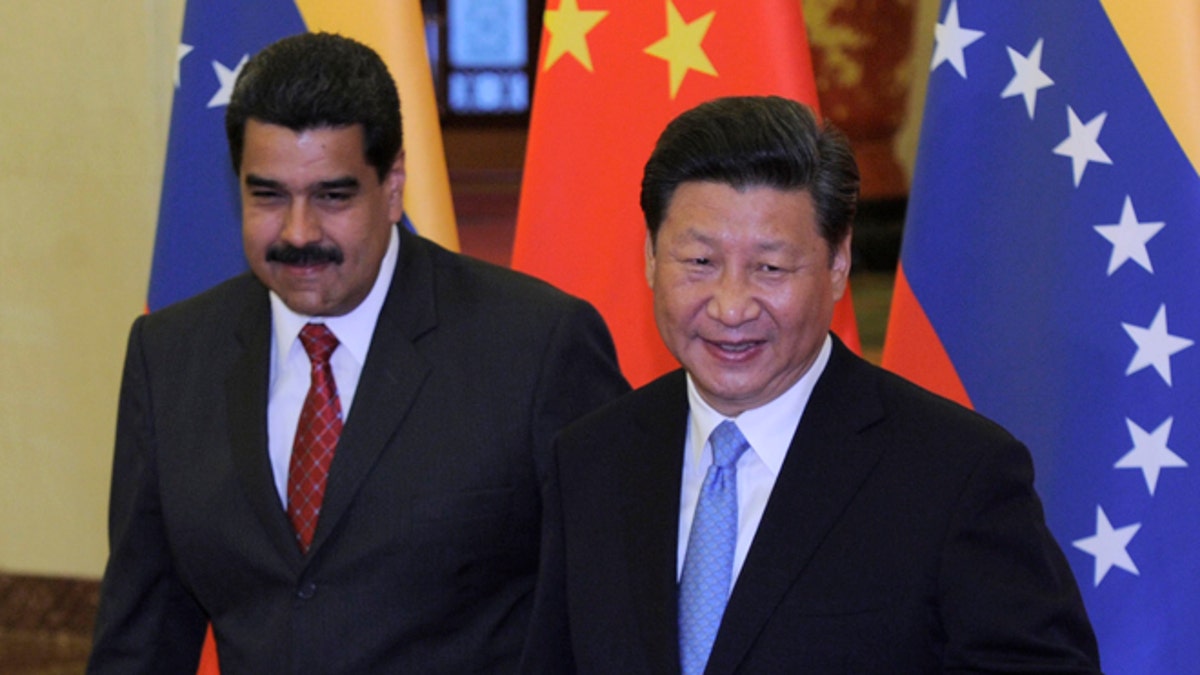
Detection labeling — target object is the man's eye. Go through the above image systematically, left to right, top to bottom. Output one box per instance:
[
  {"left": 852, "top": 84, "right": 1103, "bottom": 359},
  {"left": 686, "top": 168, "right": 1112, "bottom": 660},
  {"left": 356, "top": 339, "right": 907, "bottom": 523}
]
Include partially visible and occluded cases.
[
  {"left": 319, "top": 192, "right": 352, "bottom": 202},
  {"left": 689, "top": 257, "right": 711, "bottom": 266}
]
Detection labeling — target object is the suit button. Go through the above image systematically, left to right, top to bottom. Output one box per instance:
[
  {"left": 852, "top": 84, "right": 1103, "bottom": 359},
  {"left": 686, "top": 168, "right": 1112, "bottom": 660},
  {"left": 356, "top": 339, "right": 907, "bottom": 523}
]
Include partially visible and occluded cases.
[{"left": 297, "top": 582, "right": 317, "bottom": 600}]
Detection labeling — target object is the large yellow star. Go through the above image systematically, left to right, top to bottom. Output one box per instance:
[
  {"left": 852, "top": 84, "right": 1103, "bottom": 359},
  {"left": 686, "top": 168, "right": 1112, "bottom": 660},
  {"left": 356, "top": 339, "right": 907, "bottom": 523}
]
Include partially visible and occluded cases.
[
  {"left": 542, "top": 0, "right": 609, "bottom": 72},
  {"left": 644, "top": 0, "right": 717, "bottom": 98}
]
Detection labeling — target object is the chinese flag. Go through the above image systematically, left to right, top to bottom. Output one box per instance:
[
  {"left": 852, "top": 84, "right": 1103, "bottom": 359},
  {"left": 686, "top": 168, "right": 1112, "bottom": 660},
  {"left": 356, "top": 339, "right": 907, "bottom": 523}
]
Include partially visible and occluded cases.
[{"left": 513, "top": 0, "right": 859, "bottom": 387}]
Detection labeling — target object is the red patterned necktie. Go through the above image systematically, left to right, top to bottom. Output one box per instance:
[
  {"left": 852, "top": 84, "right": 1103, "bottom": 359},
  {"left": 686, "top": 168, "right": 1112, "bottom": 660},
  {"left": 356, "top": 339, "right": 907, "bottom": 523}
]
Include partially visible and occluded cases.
[{"left": 287, "top": 323, "right": 343, "bottom": 553}]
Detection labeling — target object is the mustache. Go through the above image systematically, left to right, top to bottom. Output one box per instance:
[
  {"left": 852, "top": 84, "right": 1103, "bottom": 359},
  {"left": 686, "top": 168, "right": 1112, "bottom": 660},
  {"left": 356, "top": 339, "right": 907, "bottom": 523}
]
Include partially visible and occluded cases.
[{"left": 265, "top": 243, "right": 344, "bottom": 266}]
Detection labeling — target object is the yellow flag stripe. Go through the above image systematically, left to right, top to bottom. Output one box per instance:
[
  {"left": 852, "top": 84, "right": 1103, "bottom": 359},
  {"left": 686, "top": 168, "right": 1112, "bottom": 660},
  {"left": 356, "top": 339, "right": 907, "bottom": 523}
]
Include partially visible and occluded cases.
[
  {"left": 296, "top": 0, "right": 460, "bottom": 251},
  {"left": 1101, "top": 0, "right": 1200, "bottom": 177}
]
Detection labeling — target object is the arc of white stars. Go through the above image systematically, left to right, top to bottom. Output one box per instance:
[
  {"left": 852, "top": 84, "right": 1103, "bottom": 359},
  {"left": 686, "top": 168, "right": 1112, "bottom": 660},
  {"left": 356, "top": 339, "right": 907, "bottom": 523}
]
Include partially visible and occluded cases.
[
  {"left": 931, "top": 0, "right": 984, "bottom": 78},
  {"left": 1001, "top": 38, "right": 1053, "bottom": 119},
  {"left": 176, "top": 43, "right": 194, "bottom": 89},
  {"left": 208, "top": 54, "right": 249, "bottom": 109},
  {"left": 1053, "top": 106, "right": 1112, "bottom": 187},
  {"left": 1093, "top": 196, "right": 1165, "bottom": 275},
  {"left": 1122, "top": 304, "right": 1194, "bottom": 386},
  {"left": 1114, "top": 417, "right": 1187, "bottom": 496},
  {"left": 1072, "top": 505, "right": 1140, "bottom": 587}
]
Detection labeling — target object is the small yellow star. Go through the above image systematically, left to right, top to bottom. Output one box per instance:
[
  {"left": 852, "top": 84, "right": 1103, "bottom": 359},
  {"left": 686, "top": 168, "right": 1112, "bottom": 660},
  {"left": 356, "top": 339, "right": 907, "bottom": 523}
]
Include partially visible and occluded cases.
[
  {"left": 543, "top": 0, "right": 609, "bottom": 72},
  {"left": 644, "top": 0, "right": 717, "bottom": 98}
]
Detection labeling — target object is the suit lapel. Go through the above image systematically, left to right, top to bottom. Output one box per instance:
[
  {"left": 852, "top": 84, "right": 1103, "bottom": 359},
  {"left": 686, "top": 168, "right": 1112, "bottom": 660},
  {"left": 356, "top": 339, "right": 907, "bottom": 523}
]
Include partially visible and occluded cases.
[
  {"left": 307, "top": 228, "right": 435, "bottom": 556},
  {"left": 226, "top": 284, "right": 303, "bottom": 567},
  {"left": 706, "top": 339, "right": 888, "bottom": 675},
  {"left": 621, "top": 372, "right": 690, "bottom": 675}
]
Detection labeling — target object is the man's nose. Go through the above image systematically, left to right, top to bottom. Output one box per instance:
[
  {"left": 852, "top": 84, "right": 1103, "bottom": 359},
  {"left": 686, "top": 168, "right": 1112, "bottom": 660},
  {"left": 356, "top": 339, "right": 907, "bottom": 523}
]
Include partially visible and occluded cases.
[
  {"left": 280, "top": 200, "right": 321, "bottom": 246},
  {"left": 706, "top": 270, "right": 761, "bottom": 326}
]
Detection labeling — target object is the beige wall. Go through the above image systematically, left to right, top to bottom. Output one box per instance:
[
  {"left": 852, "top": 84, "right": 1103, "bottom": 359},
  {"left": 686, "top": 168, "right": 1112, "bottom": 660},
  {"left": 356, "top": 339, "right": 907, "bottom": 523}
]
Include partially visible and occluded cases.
[{"left": 0, "top": 1, "right": 184, "bottom": 577}]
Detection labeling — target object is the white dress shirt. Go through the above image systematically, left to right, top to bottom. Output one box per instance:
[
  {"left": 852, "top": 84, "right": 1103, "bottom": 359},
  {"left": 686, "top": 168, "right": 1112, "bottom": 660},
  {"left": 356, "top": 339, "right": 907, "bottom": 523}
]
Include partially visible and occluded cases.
[
  {"left": 265, "top": 227, "right": 399, "bottom": 504},
  {"left": 676, "top": 334, "right": 833, "bottom": 587}
]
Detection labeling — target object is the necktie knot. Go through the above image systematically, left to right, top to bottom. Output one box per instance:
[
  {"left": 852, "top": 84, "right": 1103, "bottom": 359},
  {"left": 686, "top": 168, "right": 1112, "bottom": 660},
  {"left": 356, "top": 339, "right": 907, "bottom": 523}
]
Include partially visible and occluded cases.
[
  {"left": 299, "top": 323, "right": 339, "bottom": 365},
  {"left": 710, "top": 420, "right": 749, "bottom": 470}
]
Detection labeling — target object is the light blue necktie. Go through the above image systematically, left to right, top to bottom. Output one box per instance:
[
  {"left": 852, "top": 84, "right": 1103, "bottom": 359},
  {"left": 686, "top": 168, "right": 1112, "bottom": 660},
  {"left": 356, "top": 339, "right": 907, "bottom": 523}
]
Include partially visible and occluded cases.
[{"left": 679, "top": 420, "right": 750, "bottom": 675}]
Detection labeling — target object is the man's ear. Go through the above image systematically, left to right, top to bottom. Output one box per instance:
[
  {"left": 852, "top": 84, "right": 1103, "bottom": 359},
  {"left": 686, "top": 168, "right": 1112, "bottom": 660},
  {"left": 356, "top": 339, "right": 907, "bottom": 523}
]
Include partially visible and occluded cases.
[
  {"left": 386, "top": 152, "right": 406, "bottom": 223},
  {"left": 830, "top": 230, "right": 852, "bottom": 301},
  {"left": 644, "top": 232, "right": 657, "bottom": 290}
]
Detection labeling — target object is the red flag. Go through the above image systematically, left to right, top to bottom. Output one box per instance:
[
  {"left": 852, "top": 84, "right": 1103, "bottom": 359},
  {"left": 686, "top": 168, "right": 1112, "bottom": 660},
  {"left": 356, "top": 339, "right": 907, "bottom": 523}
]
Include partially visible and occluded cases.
[{"left": 513, "top": 0, "right": 859, "bottom": 387}]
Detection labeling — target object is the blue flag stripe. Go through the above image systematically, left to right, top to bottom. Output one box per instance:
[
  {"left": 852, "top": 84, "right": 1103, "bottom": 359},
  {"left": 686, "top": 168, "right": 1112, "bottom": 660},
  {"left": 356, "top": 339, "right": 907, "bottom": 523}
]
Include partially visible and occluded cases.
[
  {"left": 148, "top": 0, "right": 306, "bottom": 311},
  {"left": 901, "top": 2, "right": 1199, "bottom": 671}
]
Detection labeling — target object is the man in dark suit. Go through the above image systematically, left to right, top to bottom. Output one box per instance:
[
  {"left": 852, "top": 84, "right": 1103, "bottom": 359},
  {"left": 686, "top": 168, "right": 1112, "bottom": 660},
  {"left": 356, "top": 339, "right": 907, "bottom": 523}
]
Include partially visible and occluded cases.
[
  {"left": 87, "top": 33, "right": 628, "bottom": 674},
  {"left": 522, "top": 96, "right": 1101, "bottom": 673}
]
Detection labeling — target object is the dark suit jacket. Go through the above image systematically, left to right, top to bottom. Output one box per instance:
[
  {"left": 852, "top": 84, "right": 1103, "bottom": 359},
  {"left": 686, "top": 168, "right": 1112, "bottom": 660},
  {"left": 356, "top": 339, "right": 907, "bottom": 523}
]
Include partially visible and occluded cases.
[
  {"left": 88, "top": 228, "right": 630, "bottom": 674},
  {"left": 523, "top": 337, "right": 1101, "bottom": 674}
]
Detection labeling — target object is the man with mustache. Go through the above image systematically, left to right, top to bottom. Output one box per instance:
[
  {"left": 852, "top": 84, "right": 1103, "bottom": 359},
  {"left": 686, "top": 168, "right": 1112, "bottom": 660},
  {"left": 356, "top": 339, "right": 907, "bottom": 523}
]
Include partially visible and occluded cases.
[{"left": 87, "top": 32, "right": 628, "bottom": 674}]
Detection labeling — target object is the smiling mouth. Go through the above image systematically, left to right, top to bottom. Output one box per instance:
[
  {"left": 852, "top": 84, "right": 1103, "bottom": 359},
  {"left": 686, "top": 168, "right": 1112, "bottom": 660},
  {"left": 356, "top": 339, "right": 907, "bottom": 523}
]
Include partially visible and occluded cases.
[{"left": 706, "top": 339, "right": 765, "bottom": 354}]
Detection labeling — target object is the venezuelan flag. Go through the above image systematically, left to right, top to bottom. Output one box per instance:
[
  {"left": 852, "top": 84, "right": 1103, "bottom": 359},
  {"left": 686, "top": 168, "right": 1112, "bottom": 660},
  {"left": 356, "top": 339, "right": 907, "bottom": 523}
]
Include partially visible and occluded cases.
[{"left": 885, "top": 2, "right": 1200, "bottom": 671}]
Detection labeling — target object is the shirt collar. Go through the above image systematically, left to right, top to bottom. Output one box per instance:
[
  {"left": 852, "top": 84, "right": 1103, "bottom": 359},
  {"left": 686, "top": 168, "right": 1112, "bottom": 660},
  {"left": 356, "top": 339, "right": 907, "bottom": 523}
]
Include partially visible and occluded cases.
[
  {"left": 270, "top": 225, "right": 400, "bottom": 369},
  {"left": 686, "top": 334, "right": 833, "bottom": 475}
]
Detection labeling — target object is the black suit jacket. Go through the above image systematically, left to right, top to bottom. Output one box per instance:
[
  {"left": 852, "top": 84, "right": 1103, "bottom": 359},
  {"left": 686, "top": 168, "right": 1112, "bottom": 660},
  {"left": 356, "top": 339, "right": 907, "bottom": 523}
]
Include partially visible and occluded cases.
[
  {"left": 88, "top": 228, "right": 630, "bottom": 674},
  {"left": 523, "top": 337, "right": 1100, "bottom": 674}
]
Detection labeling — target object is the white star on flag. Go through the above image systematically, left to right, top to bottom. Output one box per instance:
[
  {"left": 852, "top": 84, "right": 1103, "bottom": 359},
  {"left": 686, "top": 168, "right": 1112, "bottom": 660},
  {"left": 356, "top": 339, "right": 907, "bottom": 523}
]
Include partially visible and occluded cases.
[
  {"left": 931, "top": 0, "right": 985, "bottom": 78},
  {"left": 1001, "top": 38, "right": 1053, "bottom": 119},
  {"left": 176, "top": 43, "right": 194, "bottom": 89},
  {"left": 207, "top": 54, "right": 249, "bottom": 109},
  {"left": 1053, "top": 106, "right": 1112, "bottom": 187},
  {"left": 1093, "top": 196, "right": 1165, "bottom": 275},
  {"left": 1122, "top": 303, "right": 1194, "bottom": 386},
  {"left": 1114, "top": 417, "right": 1187, "bottom": 496},
  {"left": 1072, "top": 505, "right": 1140, "bottom": 587}
]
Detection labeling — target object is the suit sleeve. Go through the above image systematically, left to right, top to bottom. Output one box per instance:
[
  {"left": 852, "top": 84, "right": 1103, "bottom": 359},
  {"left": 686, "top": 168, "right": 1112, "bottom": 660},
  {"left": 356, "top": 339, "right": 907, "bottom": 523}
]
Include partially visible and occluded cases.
[
  {"left": 527, "top": 299, "right": 629, "bottom": 479},
  {"left": 519, "top": 300, "right": 626, "bottom": 674},
  {"left": 87, "top": 317, "right": 208, "bottom": 674},
  {"left": 938, "top": 437, "right": 1102, "bottom": 673},
  {"left": 519, "top": 439, "right": 578, "bottom": 674}
]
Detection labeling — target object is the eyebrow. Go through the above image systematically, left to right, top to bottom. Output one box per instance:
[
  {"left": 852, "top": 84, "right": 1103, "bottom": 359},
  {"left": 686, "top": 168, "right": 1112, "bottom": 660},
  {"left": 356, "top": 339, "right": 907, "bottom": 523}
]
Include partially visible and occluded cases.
[
  {"left": 244, "top": 174, "right": 283, "bottom": 190},
  {"left": 244, "top": 175, "right": 361, "bottom": 191},
  {"left": 314, "top": 177, "right": 361, "bottom": 191}
]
